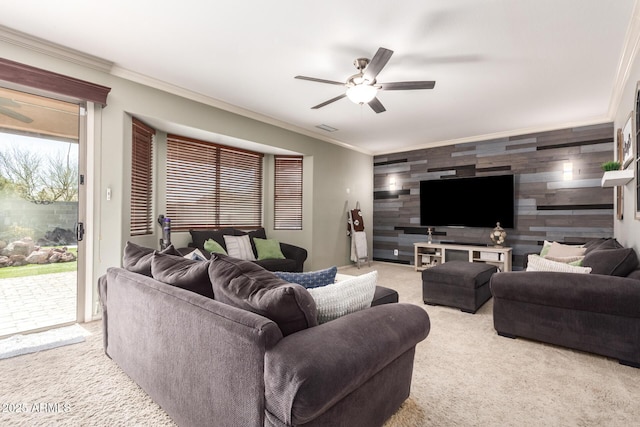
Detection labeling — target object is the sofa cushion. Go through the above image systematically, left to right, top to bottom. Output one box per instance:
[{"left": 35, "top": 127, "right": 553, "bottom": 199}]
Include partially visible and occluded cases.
[
  {"left": 223, "top": 235, "right": 257, "bottom": 260},
  {"left": 253, "top": 238, "right": 286, "bottom": 260},
  {"left": 584, "top": 238, "right": 623, "bottom": 254},
  {"left": 122, "top": 241, "right": 180, "bottom": 276},
  {"left": 583, "top": 248, "right": 639, "bottom": 276},
  {"left": 151, "top": 252, "right": 214, "bottom": 299},
  {"left": 208, "top": 254, "right": 317, "bottom": 336},
  {"left": 526, "top": 255, "right": 592, "bottom": 274},
  {"left": 254, "top": 258, "right": 299, "bottom": 272},
  {"left": 274, "top": 266, "right": 338, "bottom": 289},
  {"left": 306, "top": 271, "right": 377, "bottom": 324}
]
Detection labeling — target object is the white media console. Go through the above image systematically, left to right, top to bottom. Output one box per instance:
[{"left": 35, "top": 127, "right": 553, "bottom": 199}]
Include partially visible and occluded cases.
[{"left": 414, "top": 242, "right": 512, "bottom": 272}]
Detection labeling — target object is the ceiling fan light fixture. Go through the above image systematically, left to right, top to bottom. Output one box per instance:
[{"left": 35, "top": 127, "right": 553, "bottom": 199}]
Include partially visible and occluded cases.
[{"left": 346, "top": 84, "right": 377, "bottom": 104}]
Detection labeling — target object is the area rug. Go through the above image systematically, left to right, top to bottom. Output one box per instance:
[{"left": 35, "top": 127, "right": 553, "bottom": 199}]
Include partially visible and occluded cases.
[
  {"left": 1, "top": 262, "right": 640, "bottom": 426},
  {"left": 0, "top": 323, "right": 90, "bottom": 360}
]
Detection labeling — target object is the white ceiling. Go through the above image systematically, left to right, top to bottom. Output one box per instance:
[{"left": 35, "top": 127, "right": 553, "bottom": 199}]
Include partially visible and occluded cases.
[{"left": 1, "top": 0, "right": 637, "bottom": 155}]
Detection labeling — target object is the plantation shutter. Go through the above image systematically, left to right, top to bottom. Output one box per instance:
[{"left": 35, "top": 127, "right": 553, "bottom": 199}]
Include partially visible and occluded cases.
[
  {"left": 130, "top": 118, "right": 155, "bottom": 235},
  {"left": 166, "top": 135, "right": 263, "bottom": 230},
  {"left": 274, "top": 156, "right": 303, "bottom": 230}
]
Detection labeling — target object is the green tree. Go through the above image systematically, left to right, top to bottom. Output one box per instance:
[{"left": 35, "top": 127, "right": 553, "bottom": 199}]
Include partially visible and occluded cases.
[{"left": 0, "top": 142, "right": 77, "bottom": 203}]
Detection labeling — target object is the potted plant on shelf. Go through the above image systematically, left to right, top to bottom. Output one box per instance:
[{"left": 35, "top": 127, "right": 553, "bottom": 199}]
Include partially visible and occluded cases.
[{"left": 601, "top": 161, "right": 621, "bottom": 171}]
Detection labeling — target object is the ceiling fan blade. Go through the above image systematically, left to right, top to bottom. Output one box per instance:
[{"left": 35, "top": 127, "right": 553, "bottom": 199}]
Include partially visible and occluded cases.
[
  {"left": 363, "top": 48, "right": 394, "bottom": 81},
  {"left": 295, "top": 75, "right": 345, "bottom": 86},
  {"left": 379, "top": 81, "right": 436, "bottom": 90},
  {"left": 311, "top": 93, "right": 347, "bottom": 109},
  {"left": 0, "top": 97, "right": 20, "bottom": 107},
  {"left": 368, "top": 97, "right": 386, "bottom": 114},
  {"left": 0, "top": 106, "right": 33, "bottom": 123}
]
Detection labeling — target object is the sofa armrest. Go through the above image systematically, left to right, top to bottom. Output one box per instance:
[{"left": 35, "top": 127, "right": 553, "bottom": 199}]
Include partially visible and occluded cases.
[
  {"left": 279, "top": 242, "right": 307, "bottom": 272},
  {"left": 490, "top": 271, "right": 640, "bottom": 318},
  {"left": 264, "top": 303, "right": 430, "bottom": 425}
]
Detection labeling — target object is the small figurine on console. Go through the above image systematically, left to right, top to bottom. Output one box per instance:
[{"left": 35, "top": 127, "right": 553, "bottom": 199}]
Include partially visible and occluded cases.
[{"left": 490, "top": 222, "right": 506, "bottom": 247}]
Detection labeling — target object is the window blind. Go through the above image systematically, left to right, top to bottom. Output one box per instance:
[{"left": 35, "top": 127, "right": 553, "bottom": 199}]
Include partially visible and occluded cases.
[
  {"left": 130, "top": 118, "right": 155, "bottom": 235},
  {"left": 166, "top": 134, "right": 264, "bottom": 230},
  {"left": 274, "top": 156, "right": 303, "bottom": 230}
]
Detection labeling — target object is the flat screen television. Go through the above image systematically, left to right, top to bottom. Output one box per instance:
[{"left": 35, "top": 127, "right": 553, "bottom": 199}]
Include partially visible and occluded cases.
[{"left": 420, "top": 174, "right": 515, "bottom": 229}]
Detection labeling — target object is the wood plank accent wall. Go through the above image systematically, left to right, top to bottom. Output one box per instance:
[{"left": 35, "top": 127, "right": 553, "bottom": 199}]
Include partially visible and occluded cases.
[{"left": 373, "top": 123, "right": 615, "bottom": 269}]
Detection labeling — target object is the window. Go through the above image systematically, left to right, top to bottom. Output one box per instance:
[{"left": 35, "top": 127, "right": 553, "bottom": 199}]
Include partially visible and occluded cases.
[
  {"left": 130, "top": 118, "right": 155, "bottom": 235},
  {"left": 166, "top": 134, "right": 263, "bottom": 230},
  {"left": 274, "top": 156, "right": 303, "bottom": 230}
]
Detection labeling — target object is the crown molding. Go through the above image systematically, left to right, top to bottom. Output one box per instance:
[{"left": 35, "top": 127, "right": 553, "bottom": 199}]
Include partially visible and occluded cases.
[
  {"left": 608, "top": 0, "right": 640, "bottom": 118},
  {"left": 0, "top": 25, "right": 113, "bottom": 73},
  {"left": 0, "top": 25, "right": 370, "bottom": 155},
  {"left": 110, "top": 66, "right": 372, "bottom": 155},
  {"left": 374, "top": 117, "right": 613, "bottom": 156}
]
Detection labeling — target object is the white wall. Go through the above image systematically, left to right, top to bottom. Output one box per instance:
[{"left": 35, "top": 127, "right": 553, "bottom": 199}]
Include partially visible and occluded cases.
[
  {"left": 0, "top": 38, "right": 373, "bottom": 317},
  {"left": 613, "top": 43, "right": 640, "bottom": 253}
]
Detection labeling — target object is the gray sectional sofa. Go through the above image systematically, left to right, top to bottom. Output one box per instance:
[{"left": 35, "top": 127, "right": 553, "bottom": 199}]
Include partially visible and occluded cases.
[
  {"left": 491, "top": 238, "right": 640, "bottom": 367},
  {"left": 99, "top": 245, "right": 430, "bottom": 426}
]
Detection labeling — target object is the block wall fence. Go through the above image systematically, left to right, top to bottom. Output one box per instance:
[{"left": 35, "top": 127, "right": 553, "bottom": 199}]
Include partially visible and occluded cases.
[
  {"left": 373, "top": 123, "right": 615, "bottom": 269},
  {"left": 0, "top": 196, "right": 78, "bottom": 242}
]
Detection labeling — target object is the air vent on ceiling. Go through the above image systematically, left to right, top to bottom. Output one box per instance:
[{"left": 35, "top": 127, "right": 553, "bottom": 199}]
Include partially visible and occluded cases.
[{"left": 316, "top": 124, "right": 338, "bottom": 132}]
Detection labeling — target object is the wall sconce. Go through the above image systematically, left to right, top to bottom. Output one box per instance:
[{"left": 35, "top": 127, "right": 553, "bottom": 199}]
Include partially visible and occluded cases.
[
  {"left": 563, "top": 162, "right": 573, "bottom": 181},
  {"left": 389, "top": 177, "right": 397, "bottom": 191}
]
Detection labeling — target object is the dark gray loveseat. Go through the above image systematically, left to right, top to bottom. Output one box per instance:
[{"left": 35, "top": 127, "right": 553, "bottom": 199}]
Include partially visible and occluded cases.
[
  {"left": 184, "top": 227, "right": 307, "bottom": 272},
  {"left": 490, "top": 238, "right": 640, "bottom": 367},
  {"left": 99, "top": 249, "right": 430, "bottom": 426}
]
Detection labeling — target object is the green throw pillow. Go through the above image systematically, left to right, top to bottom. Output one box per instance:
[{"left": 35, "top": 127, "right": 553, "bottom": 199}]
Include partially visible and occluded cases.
[
  {"left": 253, "top": 237, "right": 285, "bottom": 260},
  {"left": 204, "top": 238, "right": 227, "bottom": 255}
]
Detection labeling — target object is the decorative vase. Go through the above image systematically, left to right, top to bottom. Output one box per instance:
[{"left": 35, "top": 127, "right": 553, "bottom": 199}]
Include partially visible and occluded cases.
[
  {"left": 490, "top": 222, "right": 506, "bottom": 247},
  {"left": 427, "top": 227, "right": 433, "bottom": 244}
]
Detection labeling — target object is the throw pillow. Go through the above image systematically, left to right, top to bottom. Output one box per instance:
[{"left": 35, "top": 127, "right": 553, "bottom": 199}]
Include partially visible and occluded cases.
[
  {"left": 189, "top": 228, "right": 233, "bottom": 252},
  {"left": 223, "top": 235, "right": 256, "bottom": 260},
  {"left": 204, "top": 238, "right": 227, "bottom": 255},
  {"left": 253, "top": 238, "right": 286, "bottom": 260},
  {"left": 539, "top": 240, "right": 553, "bottom": 257},
  {"left": 122, "top": 241, "right": 180, "bottom": 276},
  {"left": 545, "top": 241, "right": 586, "bottom": 258},
  {"left": 184, "top": 248, "right": 208, "bottom": 261},
  {"left": 583, "top": 248, "right": 639, "bottom": 276},
  {"left": 151, "top": 252, "right": 214, "bottom": 299},
  {"left": 208, "top": 254, "right": 317, "bottom": 336},
  {"left": 526, "top": 255, "right": 592, "bottom": 274},
  {"left": 544, "top": 255, "right": 585, "bottom": 266},
  {"left": 274, "top": 266, "right": 338, "bottom": 289},
  {"left": 306, "top": 271, "right": 378, "bottom": 324}
]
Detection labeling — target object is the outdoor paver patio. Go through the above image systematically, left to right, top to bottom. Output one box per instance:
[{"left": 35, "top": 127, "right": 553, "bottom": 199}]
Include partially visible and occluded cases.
[{"left": 0, "top": 271, "right": 76, "bottom": 337}]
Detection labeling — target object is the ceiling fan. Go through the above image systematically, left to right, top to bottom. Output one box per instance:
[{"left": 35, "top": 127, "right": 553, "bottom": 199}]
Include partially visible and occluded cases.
[
  {"left": 295, "top": 47, "right": 436, "bottom": 113},
  {"left": 0, "top": 97, "right": 33, "bottom": 123}
]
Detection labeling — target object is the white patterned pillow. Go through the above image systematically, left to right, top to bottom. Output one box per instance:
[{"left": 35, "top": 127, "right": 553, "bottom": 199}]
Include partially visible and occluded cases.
[
  {"left": 223, "top": 235, "right": 256, "bottom": 261},
  {"left": 526, "top": 255, "right": 592, "bottom": 274},
  {"left": 306, "top": 271, "right": 377, "bottom": 324}
]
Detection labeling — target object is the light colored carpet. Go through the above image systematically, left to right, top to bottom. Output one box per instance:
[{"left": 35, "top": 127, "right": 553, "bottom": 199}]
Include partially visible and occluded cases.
[{"left": 1, "top": 262, "right": 639, "bottom": 426}]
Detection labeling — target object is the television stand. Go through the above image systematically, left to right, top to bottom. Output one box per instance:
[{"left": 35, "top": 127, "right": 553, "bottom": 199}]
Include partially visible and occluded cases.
[{"left": 414, "top": 242, "right": 512, "bottom": 272}]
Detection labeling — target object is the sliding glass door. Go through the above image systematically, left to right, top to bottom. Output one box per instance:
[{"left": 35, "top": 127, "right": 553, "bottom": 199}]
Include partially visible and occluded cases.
[{"left": 0, "top": 86, "right": 83, "bottom": 337}]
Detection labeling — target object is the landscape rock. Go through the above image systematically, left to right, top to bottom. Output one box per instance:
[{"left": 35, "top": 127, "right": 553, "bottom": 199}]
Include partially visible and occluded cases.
[
  {"left": 37, "top": 227, "right": 77, "bottom": 246},
  {"left": 5, "top": 238, "right": 35, "bottom": 257},
  {"left": 25, "top": 249, "right": 51, "bottom": 264},
  {"left": 9, "top": 254, "right": 27, "bottom": 266},
  {"left": 0, "top": 255, "right": 10, "bottom": 267}
]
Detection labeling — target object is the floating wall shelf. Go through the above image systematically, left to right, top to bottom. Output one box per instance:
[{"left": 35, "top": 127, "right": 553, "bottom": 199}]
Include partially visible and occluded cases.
[{"left": 601, "top": 169, "right": 634, "bottom": 187}]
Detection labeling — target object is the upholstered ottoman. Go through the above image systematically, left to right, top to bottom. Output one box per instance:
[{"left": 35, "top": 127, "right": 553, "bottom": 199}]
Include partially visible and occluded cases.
[{"left": 422, "top": 261, "right": 497, "bottom": 313}]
